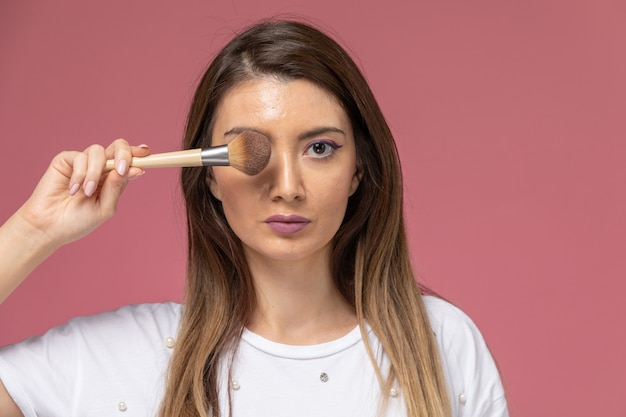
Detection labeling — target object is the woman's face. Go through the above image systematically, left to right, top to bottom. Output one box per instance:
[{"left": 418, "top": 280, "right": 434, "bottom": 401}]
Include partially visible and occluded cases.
[{"left": 208, "top": 77, "right": 361, "bottom": 267}]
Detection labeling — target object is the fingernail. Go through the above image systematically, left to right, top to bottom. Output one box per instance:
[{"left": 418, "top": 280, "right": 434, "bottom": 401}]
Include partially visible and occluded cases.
[
  {"left": 138, "top": 144, "right": 149, "bottom": 149},
  {"left": 116, "top": 159, "right": 128, "bottom": 176},
  {"left": 129, "top": 170, "right": 146, "bottom": 181},
  {"left": 84, "top": 180, "right": 97, "bottom": 197},
  {"left": 69, "top": 183, "right": 80, "bottom": 196}
]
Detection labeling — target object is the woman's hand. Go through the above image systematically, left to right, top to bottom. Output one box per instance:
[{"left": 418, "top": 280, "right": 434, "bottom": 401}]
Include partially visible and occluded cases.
[
  {"left": 0, "top": 139, "right": 150, "bottom": 303},
  {"left": 19, "top": 139, "right": 150, "bottom": 247}
]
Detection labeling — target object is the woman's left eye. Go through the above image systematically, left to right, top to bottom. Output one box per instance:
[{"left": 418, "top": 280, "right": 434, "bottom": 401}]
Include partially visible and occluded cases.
[{"left": 305, "top": 140, "right": 342, "bottom": 158}]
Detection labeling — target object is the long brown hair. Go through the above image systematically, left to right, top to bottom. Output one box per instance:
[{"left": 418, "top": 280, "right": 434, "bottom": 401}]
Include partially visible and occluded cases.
[{"left": 160, "top": 19, "right": 451, "bottom": 417}]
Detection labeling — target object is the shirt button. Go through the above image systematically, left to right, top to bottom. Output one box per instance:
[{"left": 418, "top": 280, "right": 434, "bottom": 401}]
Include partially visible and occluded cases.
[
  {"left": 165, "top": 337, "right": 175, "bottom": 348},
  {"left": 390, "top": 388, "right": 399, "bottom": 397},
  {"left": 459, "top": 393, "right": 467, "bottom": 405},
  {"left": 118, "top": 402, "right": 127, "bottom": 412}
]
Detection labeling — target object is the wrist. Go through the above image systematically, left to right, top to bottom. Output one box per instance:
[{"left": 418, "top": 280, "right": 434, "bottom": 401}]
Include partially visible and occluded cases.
[
  {"left": 8, "top": 205, "right": 63, "bottom": 255},
  {"left": 0, "top": 209, "right": 61, "bottom": 303}
]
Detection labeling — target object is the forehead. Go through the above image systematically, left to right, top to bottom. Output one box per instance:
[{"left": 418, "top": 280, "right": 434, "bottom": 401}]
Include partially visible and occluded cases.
[{"left": 212, "top": 77, "right": 351, "bottom": 133}]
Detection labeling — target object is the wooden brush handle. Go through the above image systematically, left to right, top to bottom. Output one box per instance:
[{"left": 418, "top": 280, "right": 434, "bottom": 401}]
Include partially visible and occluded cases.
[{"left": 105, "top": 148, "right": 203, "bottom": 169}]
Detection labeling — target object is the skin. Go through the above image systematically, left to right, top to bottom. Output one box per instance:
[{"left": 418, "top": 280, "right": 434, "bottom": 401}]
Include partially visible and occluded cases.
[
  {"left": 0, "top": 77, "right": 362, "bottom": 414},
  {"left": 209, "top": 77, "right": 362, "bottom": 344},
  {"left": 0, "top": 142, "right": 149, "bottom": 416}
]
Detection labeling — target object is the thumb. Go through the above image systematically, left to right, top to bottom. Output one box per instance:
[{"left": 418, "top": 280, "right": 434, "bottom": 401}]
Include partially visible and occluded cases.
[{"left": 97, "top": 168, "right": 145, "bottom": 218}]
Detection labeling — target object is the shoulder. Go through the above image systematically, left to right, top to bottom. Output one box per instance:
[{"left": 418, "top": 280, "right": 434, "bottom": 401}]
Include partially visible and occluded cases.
[
  {"left": 422, "top": 294, "right": 494, "bottom": 366},
  {"left": 422, "top": 295, "right": 509, "bottom": 416},
  {"left": 422, "top": 295, "right": 483, "bottom": 343},
  {"left": 1, "top": 301, "right": 182, "bottom": 367},
  {"left": 0, "top": 302, "right": 183, "bottom": 417},
  {"left": 1, "top": 302, "right": 182, "bottom": 353},
  {"left": 61, "top": 302, "right": 183, "bottom": 361},
  {"left": 63, "top": 302, "right": 182, "bottom": 337}
]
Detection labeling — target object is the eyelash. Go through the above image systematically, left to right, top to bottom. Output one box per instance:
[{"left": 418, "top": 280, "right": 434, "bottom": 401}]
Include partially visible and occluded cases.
[{"left": 304, "top": 140, "right": 343, "bottom": 159}]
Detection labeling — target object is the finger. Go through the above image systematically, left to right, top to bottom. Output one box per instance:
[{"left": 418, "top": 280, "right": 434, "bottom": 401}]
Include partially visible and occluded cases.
[
  {"left": 106, "top": 138, "right": 133, "bottom": 176},
  {"left": 104, "top": 140, "right": 151, "bottom": 176},
  {"left": 123, "top": 143, "right": 151, "bottom": 173},
  {"left": 131, "top": 143, "right": 151, "bottom": 158},
  {"left": 82, "top": 144, "right": 107, "bottom": 197},
  {"left": 67, "top": 151, "right": 88, "bottom": 196},
  {"left": 97, "top": 165, "right": 145, "bottom": 219},
  {"left": 97, "top": 170, "right": 130, "bottom": 220}
]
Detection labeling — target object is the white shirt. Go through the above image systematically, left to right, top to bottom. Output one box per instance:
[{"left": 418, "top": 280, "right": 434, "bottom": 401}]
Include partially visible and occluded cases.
[{"left": 0, "top": 296, "right": 508, "bottom": 416}]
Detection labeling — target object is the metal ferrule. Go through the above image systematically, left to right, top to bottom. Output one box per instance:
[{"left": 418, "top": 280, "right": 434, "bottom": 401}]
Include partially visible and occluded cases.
[{"left": 200, "top": 145, "right": 229, "bottom": 166}]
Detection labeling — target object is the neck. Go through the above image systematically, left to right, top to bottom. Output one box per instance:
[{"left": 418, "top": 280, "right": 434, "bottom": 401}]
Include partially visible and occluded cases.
[{"left": 245, "top": 250, "right": 357, "bottom": 345}]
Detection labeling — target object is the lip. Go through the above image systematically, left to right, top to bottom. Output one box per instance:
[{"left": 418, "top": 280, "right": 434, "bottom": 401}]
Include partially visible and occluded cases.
[{"left": 264, "top": 214, "right": 311, "bottom": 234}]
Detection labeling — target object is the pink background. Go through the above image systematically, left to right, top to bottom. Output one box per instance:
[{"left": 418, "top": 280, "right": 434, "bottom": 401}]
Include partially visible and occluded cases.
[{"left": 1, "top": 1, "right": 625, "bottom": 416}]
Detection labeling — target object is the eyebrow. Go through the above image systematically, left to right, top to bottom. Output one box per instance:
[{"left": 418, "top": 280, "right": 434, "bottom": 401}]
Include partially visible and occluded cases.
[
  {"left": 223, "top": 127, "right": 345, "bottom": 141},
  {"left": 297, "top": 127, "right": 345, "bottom": 141}
]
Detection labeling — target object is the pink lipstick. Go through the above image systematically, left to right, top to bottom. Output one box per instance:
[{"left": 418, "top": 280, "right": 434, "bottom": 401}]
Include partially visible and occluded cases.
[{"left": 264, "top": 214, "right": 311, "bottom": 234}]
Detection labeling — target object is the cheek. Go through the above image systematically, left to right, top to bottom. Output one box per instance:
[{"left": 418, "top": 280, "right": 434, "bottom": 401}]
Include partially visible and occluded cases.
[
  {"left": 210, "top": 167, "right": 253, "bottom": 201},
  {"left": 210, "top": 169, "right": 263, "bottom": 222},
  {"left": 313, "top": 172, "right": 356, "bottom": 216},
  {"left": 213, "top": 185, "right": 247, "bottom": 213},
  {"left": 215, "top": 186, "right": 251, "bottom": 238}
]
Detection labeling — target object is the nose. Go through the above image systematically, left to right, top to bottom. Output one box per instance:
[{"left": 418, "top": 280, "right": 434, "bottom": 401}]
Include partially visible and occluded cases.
[{"left": 267, "top": 150, "right": 305, "bottom": 202}]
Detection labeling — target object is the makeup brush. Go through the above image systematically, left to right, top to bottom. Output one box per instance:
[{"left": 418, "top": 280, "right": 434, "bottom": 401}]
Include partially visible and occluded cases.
[{"left": 105, "top": 131, "right": 271, "bottom": 175}]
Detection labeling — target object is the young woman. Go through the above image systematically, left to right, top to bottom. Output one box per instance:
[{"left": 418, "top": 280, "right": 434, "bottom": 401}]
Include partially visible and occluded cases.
[{"left": 0, "top": 20, "right": 508, "bottom": 417}]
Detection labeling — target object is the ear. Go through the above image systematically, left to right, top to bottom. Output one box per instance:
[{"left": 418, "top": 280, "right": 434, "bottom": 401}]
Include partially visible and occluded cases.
[
  {"left": 349, "top": 164, "right": 363, "bottom": 196},
  {"left": 206, "top": 170, "right": 222, "bottom": 201}
]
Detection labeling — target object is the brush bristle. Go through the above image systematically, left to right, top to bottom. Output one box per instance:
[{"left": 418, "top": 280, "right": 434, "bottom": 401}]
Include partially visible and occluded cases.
[{"left": 227, "top": 131, "right": 272, "bottom": 175}]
